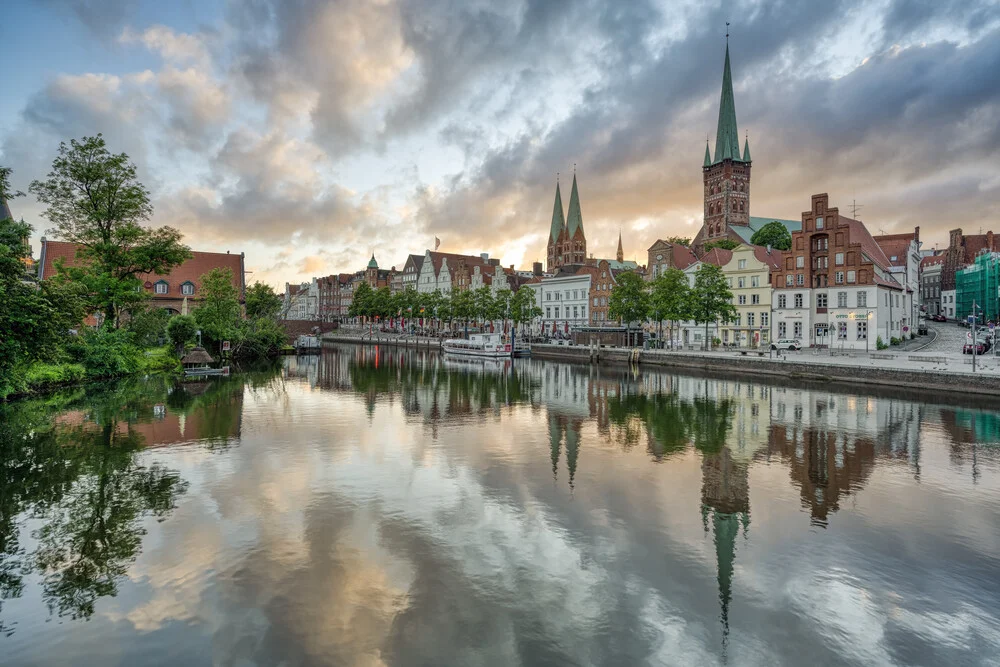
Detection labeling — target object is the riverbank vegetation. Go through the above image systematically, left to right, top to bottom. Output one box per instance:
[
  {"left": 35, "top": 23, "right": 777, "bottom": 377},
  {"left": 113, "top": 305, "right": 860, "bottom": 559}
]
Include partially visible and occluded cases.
[{"left": 1, "top": 136, "right": 284, "bottom": 400}]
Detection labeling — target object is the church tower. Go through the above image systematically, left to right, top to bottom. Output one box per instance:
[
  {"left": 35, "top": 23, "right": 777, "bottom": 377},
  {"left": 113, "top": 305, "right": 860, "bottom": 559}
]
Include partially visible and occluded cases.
[
  {"left": 695, "top": 39, "right": 752, "bottom": 251},
  {"left": 565, "top": 173, "right": 587, "bottom": 265},
  {"left": 546, "top": 180, "right": 566, "bottom": 271},
  {"left": 616, "top": 231, "right": 624, "bottom": 263}
]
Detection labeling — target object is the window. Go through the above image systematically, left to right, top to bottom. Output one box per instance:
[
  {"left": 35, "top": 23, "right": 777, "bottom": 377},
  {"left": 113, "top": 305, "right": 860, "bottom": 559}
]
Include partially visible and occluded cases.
[
  {"left": 816, "top": 216, "right": 824, "bottom": 229},
  {"left": 796, "top": 237, "right": 804, "bottom": 251},
  {"left": 835, "top": 252, "right": 844, "bottom": 265},
  {"left": 796, "top": 256, "right": 804, "bottom": 268},
  {"left": 738, "top": 259, "right": 747, "bottom": 269},
  {"left": 847, "top": 270, "right": 856, "bottom": 283},
  {"left": 835, "top": 271, "right": 844, "bottom": 284},
  {"left": 796, "top": 273, "right": 804, "bottom": 286},
  {"left": 785, "top": 275, "right": 793, "bottom": 286},
  {"left": 751, "top": 276, "right": 759, "bottom": 287},
  {"left": 737, "top": 277, "right": 744, "bottom": 288},
  {"left": 154, "top": 281, "right": 168, "bottom": 295},
  {"left": 180, "top": 282, "right": 195, "bottom": 296},
  {"left": 838, "top": 291, "right": 848, "bottom": 308},
  {"left": 546, "top": 292, "right": 552, "bottom": 301},
  {"left": 794, "top": 293, "right": 803, "bottom": 308},
  {"left": 816, "top": 293, "right": 827, "bottom": 308},
  {"left": 751, "top": 294, "right": 760, "bottom": 305},
  {"left": 778, "top": 294, "right": 787, "bottom": 309},
  {"left": 738, "top": 295, "right": 747, "bottom": 305},
  {"left": 593, "top": 297, "right": 598, "bottom": 306},
  {"left": 573, "top": 306, "right": 578, "bottom": 319},
  {"left": 581, "top": 306, "right": 586, "bottom": 319},
  {"left": 546, "top": 307, "right": 551, "bottom": 319},
  {"left": 555, "top": 307, "right": 560, "bottom": 318},
  {"left": 747, "top": 312, "right": 755, "bottom": 327},
  {"left": 761, "top": 312, "right": 768, "bottom": 326},
  {"left": 778, "top": 322, "right": 787, "bottom": 337},
  {"left": 793, "top": 322, "right": 803, "bottom": 338},
  {"left": 838, "top": 322, "right": 848, "bottom": 339},
  {"left": 857, "top": 322, "right": 868, "bottom": 339}
]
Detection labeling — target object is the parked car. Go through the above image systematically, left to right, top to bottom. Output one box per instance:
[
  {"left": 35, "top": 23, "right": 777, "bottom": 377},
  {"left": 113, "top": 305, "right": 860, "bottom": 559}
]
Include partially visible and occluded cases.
[
  {"left": 931, "top": 314, "right": 947, "bottom": 322},
  {"left": 918, "top": 322, "right": 928, "bottom": 335},
  {"left": 771, "top": 338, "right": 802, "bottom": 351},
  {"left": 964, "top": 341, "right": 991, "bottom": 355}
]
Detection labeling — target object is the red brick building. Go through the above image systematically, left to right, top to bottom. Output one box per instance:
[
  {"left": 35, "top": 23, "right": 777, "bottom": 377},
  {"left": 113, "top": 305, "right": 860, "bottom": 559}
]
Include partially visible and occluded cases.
[{"left": 37, "top": 238, "right": 246, "bottom": 317}]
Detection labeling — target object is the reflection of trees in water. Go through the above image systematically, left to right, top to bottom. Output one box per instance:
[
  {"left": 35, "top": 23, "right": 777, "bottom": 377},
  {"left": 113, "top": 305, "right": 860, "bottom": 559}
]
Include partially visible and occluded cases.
[
  {"left": 0, "top": 367, "right": 280, "bottom": 632},
  {"left": 607, "top": 390, "right": 735, "bottom": 459}
]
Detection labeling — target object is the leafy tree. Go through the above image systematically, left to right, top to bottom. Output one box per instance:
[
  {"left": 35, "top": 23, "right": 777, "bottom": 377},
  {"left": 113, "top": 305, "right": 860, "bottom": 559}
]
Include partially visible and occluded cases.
[
  {"left": 29, "top": 135, "right": 192, "bottom": 327},
  {"left": 750, "top": 221, "right": 792, "bottom": 251},
  {"left": 665, "top": 236, "right": 691, "bottom": 247},
  {"left": 703, "top": 238, "right": 740, "bottom": 251},
  {"left": 690, "top": 263, "right": 736, "bottom": 349},
  {"left": 194, "top": 267, "right": 241, "bottom": 353},
  {"left": 649, "top": 267, "right": 692, "bottom": 347},
  {"left": 608, "top": 271, "right": 650, "bottom": 346},
  {"left": 245, "top": 282, "right": 282, "bottom": 320},
  {"left": 349, "top": 282, "right": 374, "bottom": 328},
  {"left": 472, "top": 286, "right": 496, "bottom": 330},
  {"left": 511, "top": 286, "right": 542, "bottom": 338},
  {"left": 451, "top": 289, "right": 476, "bottom": 337},
  {"left": 493, "top": 289, "right": 512, "bottom": 333},
  {"left": 123, "top": 305, "right": 171, "bottom": 348},
  {"left": 167, "top": 314, "right": 197, "bottom": 353}
]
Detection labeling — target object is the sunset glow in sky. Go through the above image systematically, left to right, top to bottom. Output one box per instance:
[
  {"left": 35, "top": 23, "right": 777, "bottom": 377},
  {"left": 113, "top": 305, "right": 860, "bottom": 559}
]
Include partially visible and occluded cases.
[{"left": 2, "top": 0, "right": 998, "bottom": 287}]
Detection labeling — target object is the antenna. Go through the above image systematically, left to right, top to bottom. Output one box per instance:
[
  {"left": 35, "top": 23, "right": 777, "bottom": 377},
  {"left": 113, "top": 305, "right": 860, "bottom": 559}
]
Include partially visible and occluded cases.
[
  {"left": 726, "top": 22, "right": 730, "bottom": 42},
  {"left": 850, "top": 199, "right": 863, "bottom": 221}
]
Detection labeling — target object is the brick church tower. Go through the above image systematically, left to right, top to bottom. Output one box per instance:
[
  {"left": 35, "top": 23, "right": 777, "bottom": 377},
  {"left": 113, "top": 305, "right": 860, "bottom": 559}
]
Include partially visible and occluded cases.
[
  {"left": 694, "top": 40, "right": 752, "bottom": 252},
  {"left": 546, "top": 174, "right": 587, "bottom": 271}
]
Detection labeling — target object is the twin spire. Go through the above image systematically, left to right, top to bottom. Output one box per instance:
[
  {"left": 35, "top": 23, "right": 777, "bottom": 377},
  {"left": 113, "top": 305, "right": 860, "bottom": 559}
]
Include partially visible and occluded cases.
[
  {"left": 706, "top": 43, "right": 751, "bottom": 166},
  {"left": 548, "top": 173, "right": 585, "bottom": 242}
]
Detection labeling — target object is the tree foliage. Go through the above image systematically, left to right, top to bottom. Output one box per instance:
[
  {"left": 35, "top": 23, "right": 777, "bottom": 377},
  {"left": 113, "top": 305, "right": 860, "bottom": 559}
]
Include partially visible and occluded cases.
[
  {"left": 29, "top": 135, "right": 192, "bottom": 326},
  {"left": 750, "top": 221, "right": 792, "bottom": 251},
  {"left": 665, "top": 236, "right": 691, "bottom": 247},
  {"left": 703, "top": 238, "right": 740, "bottom": 251},
  {"left": 690, "top": 263, "right": 736, "bottom": 347},
  {"left": 194, "top": 267, "right": 241, "bottom": 351},
  {"left": 649, "top": 268, "right": 692, "bottom": 345},
  {"left": 608, "top": 271, "right": 650, "bottom": 327},
  {"left": 245, "top": 282, "right": 282, "bottom": 320},
  {"left": 167, "top": 314, "right": 197, "bottom": 352}
]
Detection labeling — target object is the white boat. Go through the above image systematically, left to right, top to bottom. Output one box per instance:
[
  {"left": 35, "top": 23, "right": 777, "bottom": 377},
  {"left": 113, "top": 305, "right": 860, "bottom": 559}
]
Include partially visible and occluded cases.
[{"left": 442, "top": 333, "right": 512, "bottom": 359}]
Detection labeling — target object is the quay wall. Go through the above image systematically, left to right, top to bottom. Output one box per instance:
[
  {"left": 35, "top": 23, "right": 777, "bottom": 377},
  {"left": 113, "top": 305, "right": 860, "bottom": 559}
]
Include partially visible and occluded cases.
[
  {"left": 321, "top": 333, "right": 442, "bottom": 348},
  {"left": 530, "top": 345, "right": 1000, "bottom": 397}
]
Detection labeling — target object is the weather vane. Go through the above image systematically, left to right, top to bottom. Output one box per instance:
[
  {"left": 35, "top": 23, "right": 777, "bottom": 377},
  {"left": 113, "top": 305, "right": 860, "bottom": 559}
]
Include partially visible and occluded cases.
[{"left": 726, "top": 22, "right": 730, "bottom": 42}]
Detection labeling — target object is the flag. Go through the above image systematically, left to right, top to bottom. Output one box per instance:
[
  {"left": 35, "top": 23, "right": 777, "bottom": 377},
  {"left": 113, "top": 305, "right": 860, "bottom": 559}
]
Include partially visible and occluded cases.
[{"left": 434, "top": 236, "right": 441, "bottom": 250}]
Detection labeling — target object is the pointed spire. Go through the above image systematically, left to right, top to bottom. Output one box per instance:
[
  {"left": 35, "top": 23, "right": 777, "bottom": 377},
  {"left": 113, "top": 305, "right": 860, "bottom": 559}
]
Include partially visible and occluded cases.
[
  {"left": 713, "top": 43, "right": 742, "bottom": 164},
  {"left": 743, "top": 132, "right": 751, "bottom": 162},
  {"left": 704, "top": 141, "right": 712, "bottom": 167},
  {"left": 566, "top": 173, "right": 585, "bottom": 240},
  {"left": 549, "top": 180, "right": 566, "bottom": 243},
  {"left": 617, "top": 230, "right": 624, "bottom": 262},
  {"left": 367, "top": 253, "right": 378, "bottom": 269}
]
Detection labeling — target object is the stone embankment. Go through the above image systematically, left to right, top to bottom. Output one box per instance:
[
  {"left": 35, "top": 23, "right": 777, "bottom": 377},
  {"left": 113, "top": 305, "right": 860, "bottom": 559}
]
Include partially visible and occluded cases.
[
  {"left": 321, "top": 332, "right": 442, "bottom": 348},
  {"left": 531, "top": 344, "right": 1000, "bottom": 397}
]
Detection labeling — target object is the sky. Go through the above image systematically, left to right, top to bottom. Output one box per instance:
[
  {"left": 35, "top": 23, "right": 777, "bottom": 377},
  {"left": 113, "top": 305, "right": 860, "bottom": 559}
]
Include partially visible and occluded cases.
[{"left": 2, "top": 0, "right": 999, "bottom": 288}]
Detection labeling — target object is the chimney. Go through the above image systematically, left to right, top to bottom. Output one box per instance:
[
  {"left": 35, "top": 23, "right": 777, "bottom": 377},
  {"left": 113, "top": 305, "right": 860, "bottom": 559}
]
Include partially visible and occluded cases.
[
  {"left": 913, "top": 226, "right": 920, "bottom": 242},
  {"left": 480, "top": 253, "right": 489, "bottom": 262},
  {"left": 532, "top": 261, "right": 543, "bottom": 276}
]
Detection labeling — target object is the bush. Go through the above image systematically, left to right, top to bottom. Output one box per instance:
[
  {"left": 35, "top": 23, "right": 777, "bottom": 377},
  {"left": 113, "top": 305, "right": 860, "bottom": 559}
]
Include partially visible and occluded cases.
[
  {"left": 126, "top": 306, "right": 171, "bottom": 348},
  {"left": 167, "top": 315, "right": 197, "bottom": 351},
  {"left": 232, "top": 318, "right": 287, "bottom": 360},
  {"left": 79, "top": 327, "right": 143, "bottom": 379},
  {"left": 876, "top": 335, "right": 888, "bottom": 351},
  {"left": 890, "top": 336, "right": 901, "bottom": 346},
  {"left": 141, "top": 346, "right": 182, "bottom": 374},
  {"left": 24, "top": 362, "right": 86, "bottom": 388}
]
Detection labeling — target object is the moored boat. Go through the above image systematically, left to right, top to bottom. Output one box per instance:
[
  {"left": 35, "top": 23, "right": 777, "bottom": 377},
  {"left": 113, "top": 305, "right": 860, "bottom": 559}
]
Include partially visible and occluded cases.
[{"left": 442, "top": 333, "right": 512, "bottom": 359}]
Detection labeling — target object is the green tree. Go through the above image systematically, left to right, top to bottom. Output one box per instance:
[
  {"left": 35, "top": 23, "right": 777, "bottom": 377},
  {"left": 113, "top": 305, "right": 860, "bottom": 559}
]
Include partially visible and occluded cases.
[
  {"left": 29, "top": 135, "right": 192, "bottom": 327},
  {"left": 749, "top": 221, "right": 792, "bottom": 251},
  {"left": 665, "top": 236, "right": 691, "bottom": 247},
  {"left": 703, "top": 238, "right": 740, "bottom": 252},
  {"left": 690, "top": 263, "right": 736, "bottom": 349},
  {"left": 194, "top": 267, "right": 241, "bottom": 354},
  {"left": 649, "top": 268, "right": 692, "bottom": 348},
  {"left": 609, "top": 271, "right": 650, "bottom": 346},
  {"left": 245, "top": 282, "right": 282, "bottom": 320},
  {"left": 349, "top": 282, "right": 374, "bottom": 329},
  {"left": 472, "top": 286, "right": 496, "bottom": 330},
  {"left": 510, "top": 287, "right": 541, "bottom": 340},
  {"left": 493, "top": 288, "right": 512, "bottom": 333},
  {"left": 451, "top": 289, "right": 476, "bottom": 337},
  {"left": 123, "top": 305, "right": 171, "bottom": 348},
  {"left": 167, "top": 314, "right": 197, "bottom": 353}
]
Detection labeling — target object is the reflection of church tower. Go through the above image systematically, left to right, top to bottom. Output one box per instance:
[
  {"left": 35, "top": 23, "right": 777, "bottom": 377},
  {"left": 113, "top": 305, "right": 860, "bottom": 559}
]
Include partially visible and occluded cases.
[
  {"left": 547, "top": 412, "right": 582, "bottom": 490},
  {"left": 549, "top": 413, "right": 562, "bottom": 481},
  {"left": 565, "top": 420, "right": 580, "bottom": 490},
  {"left": 700, "top": 446, "right": 750, "bottom": 652}
]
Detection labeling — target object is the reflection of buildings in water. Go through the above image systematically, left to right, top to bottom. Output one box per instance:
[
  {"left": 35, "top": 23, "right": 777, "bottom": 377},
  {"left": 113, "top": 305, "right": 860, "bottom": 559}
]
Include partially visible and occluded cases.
[
  {"left": 940, "top": 407, "right": 1000, "bottom": 447},
  {"left": 547, "top": 413, "right": 582, "bottom": 490},
  {"left": 700, "top": 446, "right": 750, "bottom": 650}
]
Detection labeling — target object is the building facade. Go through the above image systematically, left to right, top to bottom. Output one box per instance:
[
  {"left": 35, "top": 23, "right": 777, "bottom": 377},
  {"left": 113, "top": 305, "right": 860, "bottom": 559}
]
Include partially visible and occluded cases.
[
  {"left": 771, "top": 194, "right": 903, "bottom": 349},
  {"left": 874, "top": 229, "right": 921, "bottom": 335},
  {"left": 645, "top": 240, "right": 698, "bottom": 280},
  {"left": 718, "top": 244, "right": 781, "bottom": 348},
  {"left": 956, "top": 252, "right": 1000, "bottom": 323},
  {"left": 920, "top": 256, "right": 944, "bottom": 318},
  {"left": 525, "top": 266, "right": 593, "bottom": 335}
]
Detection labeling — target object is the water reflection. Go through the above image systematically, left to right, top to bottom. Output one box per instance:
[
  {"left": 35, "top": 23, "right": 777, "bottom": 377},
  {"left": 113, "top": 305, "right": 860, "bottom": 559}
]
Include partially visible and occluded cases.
[{"left": 2, "top": 348, "right": 999, "bottom": 666}]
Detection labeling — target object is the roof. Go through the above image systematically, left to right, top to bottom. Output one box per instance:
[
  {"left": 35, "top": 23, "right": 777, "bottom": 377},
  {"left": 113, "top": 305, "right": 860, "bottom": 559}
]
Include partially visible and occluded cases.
[
  {"left": 711, "top": 44, "right": 744, "bottom": 164},
  {"left": 566, "top": 174, "right": 585, "bottom": 239},
  {"left": 549, "top": 181, "right": 565, "bottom": 242},
  {"left": 0, "top": 198, "right": 12, "bottom": 221},
  {"left": 728, "top": 216, "right": 802, "bottom": 245},
  {"left": 841, "top": 216, "right": 894, "bottom": 271},
  {"left": 962, "top": 232, "right": 996, "bottom": 260},
  {"left": 873, "top": 234, "right": 914, "bottom": 268},
  {"left": 38, "top": 239, "right": 245, "bottom": 299},
  {"left": 671, "top": 244, "right": 698, "bottom": 270},
  {"left": 752, "top": 245, "right": 783, "bottom": 270},
  {"left": 700, "top": 247, "right": 733, "bottom": 267},
  {"left": 425, "top": 251, "right": 494, "bottom": 278},
  {"left": 403, "top": 253, "right": 424, "bottom": 273},
  {"left": 367, "top": 254, "right": 378, "bottom": 269},
  {"left": 920, "top": 255, "right": 944, "bottom": 268},
  {"left": 601, "top": 259, "right": 639, "bottom": 271},
  {"left": 874, "top": 275, "right": 903, "bottom": 291},
  {"left": 287, "top": 284, "right": 302, "bottom": 296},
  {"left": 181, "top": 347, "right": 215, "bottom": 365}
]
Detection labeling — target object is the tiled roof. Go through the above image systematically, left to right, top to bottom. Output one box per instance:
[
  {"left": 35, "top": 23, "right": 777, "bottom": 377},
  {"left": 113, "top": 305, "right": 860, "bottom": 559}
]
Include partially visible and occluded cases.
[
  {"left": 841, "top": 217, "right": 893, "bottom": 271},
  {"left": 963, "top": 233, "right": 996, "bottom": 259},
  {"left": 39, "top": 239, "right": 245, "bottom": 300},
  {"left": 672, "top": 244, "right": 698, "bottom": 270},
  {"left": 752, "top": 245, "right": 783, "bottom": 270},
  {"left": 699, "top": 247, "right": 733, "bottom": 267},
  {"left": 426, "top": 251, "right": 494, "bottom": 278},
  {"left": 920, "top": 255, "right": 944, "bottom": 268},
  {"left": 600, "top": 259, "right": 639, "bottom": 271},
  {"left": 874, "top": 275, "right": 904, "bottom": 290}
]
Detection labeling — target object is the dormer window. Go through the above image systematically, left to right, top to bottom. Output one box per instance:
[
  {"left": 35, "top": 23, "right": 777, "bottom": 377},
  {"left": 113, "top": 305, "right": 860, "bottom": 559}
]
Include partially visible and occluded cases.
[
  {"left": 154, "top": 280, "right": 169, "bottom": 295},
  {"left": 181, "top": 281, "right": 195, "bottom": 296}
]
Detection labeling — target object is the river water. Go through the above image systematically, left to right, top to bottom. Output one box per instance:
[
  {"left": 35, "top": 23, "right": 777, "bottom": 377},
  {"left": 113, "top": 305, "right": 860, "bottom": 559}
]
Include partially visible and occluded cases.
[{"left": 2, "top": 344, "right": 1000, "bottom": 666}]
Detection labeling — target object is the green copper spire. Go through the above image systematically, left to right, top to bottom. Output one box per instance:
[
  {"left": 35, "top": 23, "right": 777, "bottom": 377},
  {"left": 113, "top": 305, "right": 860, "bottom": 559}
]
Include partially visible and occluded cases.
[
  {"left": 713, "top": 44, "right": 742, "bottom": 164},
  {"left": 743, "top": 135, "right": 751, "bottom": 162},
  {"left": 704, "top": 141, "right": 712, "bottom": 167},
  {"left": 566, "top": 173, "right": 585, "bottom": 239},
  {"left": 549, "top": 181, "right": 566, "bottom": 242},
  {"left": 367, "top": 253, "right": 378, "bottom": 269}
]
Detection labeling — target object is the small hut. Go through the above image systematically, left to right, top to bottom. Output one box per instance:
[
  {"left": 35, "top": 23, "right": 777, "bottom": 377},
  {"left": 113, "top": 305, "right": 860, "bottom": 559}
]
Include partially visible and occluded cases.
[{"left": 181, "top": 347, "right": 215, "bottom": 373}]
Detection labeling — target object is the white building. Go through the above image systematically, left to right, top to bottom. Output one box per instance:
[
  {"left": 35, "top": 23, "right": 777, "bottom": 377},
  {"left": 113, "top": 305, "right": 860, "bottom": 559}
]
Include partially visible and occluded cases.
[
  {"left": 525, "top": 268, "right": 593, "bottom": 336},
  {"left": 284, "top": 279, "right": 318, "bottom": 320}
]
